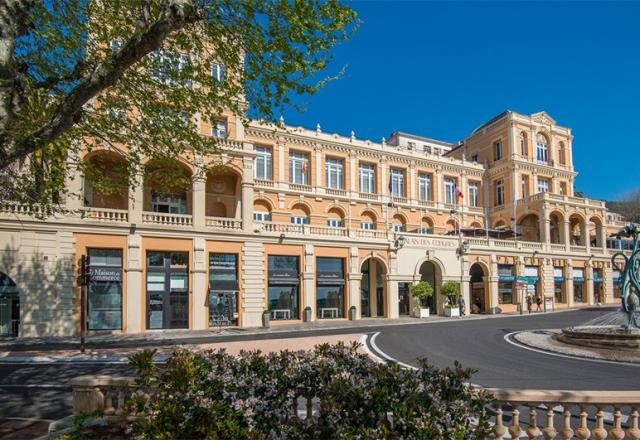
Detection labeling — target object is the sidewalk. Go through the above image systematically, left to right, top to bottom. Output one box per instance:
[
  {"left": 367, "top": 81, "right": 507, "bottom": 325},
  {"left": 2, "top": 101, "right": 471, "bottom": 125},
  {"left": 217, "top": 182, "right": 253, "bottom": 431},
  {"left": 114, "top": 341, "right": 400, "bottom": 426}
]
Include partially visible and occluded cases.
[{"left": 0, "top": 306, "right": 599, "bottom": 363}]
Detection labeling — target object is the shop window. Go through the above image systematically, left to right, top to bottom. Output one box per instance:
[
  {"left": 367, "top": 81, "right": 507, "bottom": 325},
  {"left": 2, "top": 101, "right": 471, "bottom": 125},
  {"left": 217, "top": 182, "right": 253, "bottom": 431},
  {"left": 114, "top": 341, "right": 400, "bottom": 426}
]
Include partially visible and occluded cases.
[
  {"left": 87, "top": 249, "right": 123, "bottom": 330},
  {"left": 146, "top": 251, "right": 189, "bottom": 330},
  {"left": 209, "top": 253, "right": 239, "bottom": 326},
  {"left": 268, "top": 256, "right": 300, "bottom": 320},
  {"left": 316, "top": 257, "right": 345, "bottom": 319},
  {"left": 498, "top": 264, "right": 514, "bottom": 304},
  {"left": 554, "top": 267, "right": 565, "bottom": 303},
  {"left": 573, "top": 268, "right": 585, "bottom": 303}
]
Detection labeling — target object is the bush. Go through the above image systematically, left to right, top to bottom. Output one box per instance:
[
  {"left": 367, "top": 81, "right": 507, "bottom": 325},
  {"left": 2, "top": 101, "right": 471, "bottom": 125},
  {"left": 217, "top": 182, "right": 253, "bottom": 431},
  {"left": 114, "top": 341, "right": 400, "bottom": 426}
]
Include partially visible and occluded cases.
[
  {"left": 410, "top": 281, "right": 434, "bottom": 308},
  {"left": 442, "top": 281, "right": 460, "bottom": 306},
  {"left": 126, "top": 343, "right": 491, "bottom": 439}
]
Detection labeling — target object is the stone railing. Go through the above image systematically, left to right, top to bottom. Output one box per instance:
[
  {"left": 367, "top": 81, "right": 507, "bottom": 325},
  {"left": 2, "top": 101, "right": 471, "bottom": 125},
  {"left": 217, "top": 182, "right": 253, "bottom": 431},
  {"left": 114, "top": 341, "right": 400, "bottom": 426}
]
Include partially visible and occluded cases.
[
  {"left": 288, "top": 183, "right": 313, "bottom": 193},
  {"left": 326, "top": 188, "right": 347, "bottom": 197},
  {"left": 358, "top": 192, "right": 380, "bottom": 201},
  {"left": 0, "top": 201, "right": 48, "bottom": 216},
  {"left": 83, "top": 207, "right": 129, "bottom": 223},
  {"left": 142, "top": 212, "right": 193, "bottom": 227},
  {"left": 205, "top": 216, "right": 242, "bottom": 230},
  {"left": 258, "top": 221, "right": 304, "bottom": 234},
  {"left": 354, "top": 229, "right": 389, "bottom": 240},
  {"left": 550, "top": 243, "right": 566, "bottom": 251},
  {"left": 571, "top": 245, "right": 587, "bottom": 253},
  {"left": 69, "top": 376, "right": 640, "bottom": 440},
  {"left": 488, "top": 387, "right": 640, "bottom": 440}
]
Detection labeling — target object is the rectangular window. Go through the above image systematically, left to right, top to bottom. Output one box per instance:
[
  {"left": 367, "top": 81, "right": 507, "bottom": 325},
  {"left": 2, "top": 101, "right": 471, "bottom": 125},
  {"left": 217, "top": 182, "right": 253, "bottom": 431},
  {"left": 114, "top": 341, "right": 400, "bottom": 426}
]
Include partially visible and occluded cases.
[
  {"left": 211, "top": 63, "right": 226, "bottom": 81},
  {"left": 212, "top": 120, "right": 227, "bottom": 138},
  {"left": 494, "top": 140, "right": 502, "bottom": 161},
  {"left": 536, "top": 141, "right": 548, "bottom": 163},
  {"left": 254, "top": 146, "right": 273, "bottom": 180},
  {"left": 289, "top": 151, "right": 309, "bottom": 185},
  {"left": 471, "top": 153, "right": 479, "bottom": 162},
  {"left": 325, "top": 158, "right": 344, "bottom": 189},
  {"left": 359, "top": 163, "right": 375, "bottom": 194},
  {"left": 389, "top": 168, "right": 405, "bottom": 197},
  {"left": 418, "top": 173, "right": 432, "bottom": 201},
  {"left": 521, "top": 176, "right": 528, "bottom": 198},
  {"left": 444, "top": 177, "right": 456, "bottom": 205},
  {"left": 537, "top": 178, "right": 549, "bottom": 194},
  {"left": 495, "top": 180, "right": 505, "bottom": 206},
  {"left": 468, "top": 181, "right": 479, "bottom": 207},
  {"left": 559, "top": 182, "right": 566, "bottom": 195},
  {"left": 151, "top": 191, "right": 187, "bottom": 214},
  {"left": 253, "top": 212, "right": 270, "bottom": 222},
  {"left": 291, "top": 216, "right": 308, "bottom": 225},
  {"left": 327, "top": 218, "right": 342, "bottom": 228},
  {"left": 361, "top": 222, "right": 374, "bottom": 230},
  {"left": 393, "top": 224, "right": 404, "bottom": 233},
  {"left": 420, "top": 227, "right": 431, "bottom": 235},
  {"left": 87, "top": 249, "right": 123, "bottom": 330},
  {"left": 208, "top": 253, "right": 239, "bottom": 326},
  {"left": 268, "top": 256, "right": 300, "bottom": 320},
  {"left": 316, "top": 257, "right": 345, "bottom": 319},
  {"left": 498, "top": 264, "right": 514, "bottom": 304},
  {"left": 573, "top": 268, "right": 585, "bottom": 303}
]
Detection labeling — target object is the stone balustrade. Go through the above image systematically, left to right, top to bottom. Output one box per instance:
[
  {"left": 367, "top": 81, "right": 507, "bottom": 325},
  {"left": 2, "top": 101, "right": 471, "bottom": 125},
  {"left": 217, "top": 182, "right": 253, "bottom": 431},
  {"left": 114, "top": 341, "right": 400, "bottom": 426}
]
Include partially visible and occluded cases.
[
  {"left": 83, "top": 207, "right": 129, "bottom": 223},
  {"left": 142, "top": 212, "right": 193, "bottom": 227},
  {"left": 205, "top": 216, "right": 242, "bottom": 230},
  {"left": 69, "top": 376, "right": 640, "bottom": 439},
  {"left": 487, "top": 387, "right": 640, "bottom": 440}
]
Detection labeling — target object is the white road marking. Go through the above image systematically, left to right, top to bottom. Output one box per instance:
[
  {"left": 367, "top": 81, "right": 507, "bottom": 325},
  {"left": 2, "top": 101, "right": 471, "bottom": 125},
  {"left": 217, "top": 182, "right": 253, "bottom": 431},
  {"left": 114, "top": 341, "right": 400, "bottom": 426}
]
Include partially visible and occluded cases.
[
  {"left": 367, "top": 332, "right": 418, "bottom": 370},
  {"left": 0, "top": 384, "right": 69, "bottom": 388}
]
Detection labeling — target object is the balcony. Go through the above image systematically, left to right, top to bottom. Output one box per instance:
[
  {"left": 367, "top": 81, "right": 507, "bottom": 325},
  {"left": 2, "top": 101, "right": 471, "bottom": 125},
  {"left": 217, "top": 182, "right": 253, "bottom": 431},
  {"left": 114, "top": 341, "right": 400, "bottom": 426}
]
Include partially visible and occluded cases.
[
  {"left": 255, "top": 179, "right": 275, "bottom": 188},
  {"left": 326, "top": 188, "right": 348, "bottom": 197},
  {"left": 83, "top": 207, "right": 129, "bottom": 223},
  {"left": 142, "top": 212, "right": 193, "bottom": 227},
  {"left": 205, "top": 216, "right": 242, "bottom": 231}
]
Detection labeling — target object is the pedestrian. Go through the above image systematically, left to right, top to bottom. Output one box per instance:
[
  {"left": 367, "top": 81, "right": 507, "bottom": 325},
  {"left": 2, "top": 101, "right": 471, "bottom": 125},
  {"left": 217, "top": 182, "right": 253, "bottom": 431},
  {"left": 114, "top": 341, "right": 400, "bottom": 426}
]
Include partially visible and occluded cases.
[
  {"left": 526, "top": 294, "right": 532, "bottom": 314},
  {"left": 535, "top": 294, "right": 542, "bottom": 312},
  {"left": 458, "top": 295, "right": 466, "bottom": 318}
]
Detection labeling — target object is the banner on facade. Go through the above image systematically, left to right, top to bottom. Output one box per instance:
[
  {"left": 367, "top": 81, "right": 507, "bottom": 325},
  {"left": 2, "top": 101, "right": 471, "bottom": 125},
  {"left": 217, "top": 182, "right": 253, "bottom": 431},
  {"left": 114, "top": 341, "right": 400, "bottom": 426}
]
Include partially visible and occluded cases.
[
  {"left": 89, "top": 267, "right": 122, "bottom": 282},
  {"left": 317, "top": 271, "right": 345, "bottom": 285}
]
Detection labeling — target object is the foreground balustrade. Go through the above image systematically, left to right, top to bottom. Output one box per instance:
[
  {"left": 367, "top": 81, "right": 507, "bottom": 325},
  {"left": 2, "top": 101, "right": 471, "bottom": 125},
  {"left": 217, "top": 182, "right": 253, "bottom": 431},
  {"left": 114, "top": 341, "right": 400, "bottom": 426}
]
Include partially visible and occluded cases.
[{"left": 71, "top": 376, "right": 640, "bottom": 440}]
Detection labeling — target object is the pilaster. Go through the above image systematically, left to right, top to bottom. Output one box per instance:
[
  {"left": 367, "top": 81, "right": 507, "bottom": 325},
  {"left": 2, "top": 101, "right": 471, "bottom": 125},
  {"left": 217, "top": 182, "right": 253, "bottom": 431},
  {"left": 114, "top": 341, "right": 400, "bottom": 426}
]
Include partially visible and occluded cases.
[
  {"left": 241, "top": 155, "right": 255, "bottom": 232},
  {"left": 128, "top": 169, "right": 144, "bottom": 225},
  {"left": 192, "top": 176, "right": 206, "bottom": 229},
  {"left": 125, "top": 234, "right": 143, "bottom": 334},
  {"left": 192, "top": 237, "right": 207, "bottom": 330},
  {"left": 303, "top": 244, "right": 315, "bottom": 320},
  {"left": 348, "top": 247, "right": 361, "bottom": 319},
  {"left": 566, "top": 260, "right": 574, "bottom": 307},
  {"left": 585, "top": 263, "right": 594, "bottom": 305}
]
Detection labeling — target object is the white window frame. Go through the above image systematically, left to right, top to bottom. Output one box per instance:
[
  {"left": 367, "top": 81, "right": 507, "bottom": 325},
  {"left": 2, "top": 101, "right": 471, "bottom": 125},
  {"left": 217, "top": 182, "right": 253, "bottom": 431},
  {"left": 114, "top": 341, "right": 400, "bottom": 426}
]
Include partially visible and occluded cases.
[
  {"left": 211, "top": 63, "right": 226, "bottom": 81},
  {"left": 212, "top": 120, "right": 227, "bottom": 138},
  {"left": 520, "top": 133, "right": 527, "bottom": 156},
  {"left": 536, "top": 138, "right": 548, "bottom": 164},
  {"left": 254, "top": 146, "right": 273, "bottom": 180},
  {"left": 288, "top": 151, "right": 309, "bottom": 185},
  {"left": 325, "top": 158, "right": 344, "bottom": 189},
  {"left": 359, "top": 163, "right": 375, "bottom": 194},
  {"left": 389, "top": 168, "right": 405, "bottom": 197},
  {"left": 418, "top": 173, "right": 432, "bottom": 201},
  {"left": 444, "top": 177, "right": 456, "bottom": 205},
  {"left": 521, "top": 177, "right": 528, "bottom": 198},
  {"left": 537, "top": 177, "right": 549, "bottom": 194},
  {"left": 495, "top": 180, "right": 505, "bottom": 206},
  {"left": 468, "top": 181, "right": 479, "bottom": 207},
  {"left": 151, "top": 192, "right": 187, "bottom": 214},
  {"left": 253, "top": 212, "right": 270, "bottom": 222},
  {"left": 291, "top": 216, "right": 308, "bottom": 225},
  {"left": 327, "top": 218, "right": 343, "bottom": 228},
  {"left": 361, "top": 221, "right": 374, "bottom": 230},
  {"left": 393, "top": 224, "right": 404, "bottom": 233},
  {"left": 420, "top": 227, "right": 432, "bottom": 235}
]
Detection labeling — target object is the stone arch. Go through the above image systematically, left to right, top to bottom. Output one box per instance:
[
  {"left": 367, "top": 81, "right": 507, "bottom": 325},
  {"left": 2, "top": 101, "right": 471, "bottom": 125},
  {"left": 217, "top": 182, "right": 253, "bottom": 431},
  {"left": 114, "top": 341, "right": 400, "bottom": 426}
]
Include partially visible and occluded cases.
[
  {"left": 519, "top": 131, "right": 528, "bottom": 157},
  {"left": 83, "top": 150, "right": 129, "bottom": 210},
  {"left": 143, "top": 158, "right": 194, "bottom": 214},
  {"left": 205, "top": 165, "right": 241, "bottom": 218},
  {"left": 253, "top": 197, "right": 274, "bottom": 212},
  {"left": 287, "top": 199, "right": 313, "bottom": 213},
  {"left": 290, "top": 203, "right": 311, "bottom": 217},
  {"left": 325, "top": 204, "right": 347, "bottom": 219},
  {"left": 549, "top": 210, "right": 564, "bottom": 244},
  {"left": 517, "top": 212, "right": 540, "bottom": 242},
  {"left": 569, "top": 212, "right": 586, "bottom": 245},
  {"left": 392, "top": 213, "right": 407, "bottom": 232},
  {"left": 588, "top": 215, "right": 604, "bottom": 248},
  {"left": 420, "top": 216, "right": 435, "bottom": 234},
  {"left": 446, "top": 218, "right": 458, "bottom": 233},
  {"left": 494, "top": 218, "right": 507, "bottom": 228},
  {"left": 470, "top": 221, "right": 482, "bottom": 229},
  {"left": 360, "top": 253, "right": 389, "bottom": 275},
  {"left": 360, "top": 255, "right": 388, "bottom": 318},
  {"left": 415, "top": 259, "right": 445, "bottom": 315},
  {"left": 469, "top": 262, "right": 489, "bottom": 314},
  {"left": 0, "top": 271, "right": 19, "bottom": 337}
]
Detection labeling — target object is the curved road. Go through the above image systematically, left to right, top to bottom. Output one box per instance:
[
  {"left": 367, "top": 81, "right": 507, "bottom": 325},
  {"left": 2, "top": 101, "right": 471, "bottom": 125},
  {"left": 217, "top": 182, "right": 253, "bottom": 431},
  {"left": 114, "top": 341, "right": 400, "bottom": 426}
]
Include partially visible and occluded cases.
[{"left": 373, "top": 306, "right": 639, "bottom": 390}]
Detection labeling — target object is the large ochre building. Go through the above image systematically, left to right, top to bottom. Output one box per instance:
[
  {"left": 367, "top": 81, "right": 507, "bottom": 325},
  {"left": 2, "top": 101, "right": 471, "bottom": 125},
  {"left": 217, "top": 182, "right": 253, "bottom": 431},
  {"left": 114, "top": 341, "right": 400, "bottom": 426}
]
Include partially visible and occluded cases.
[{"left": 0, "top": 109, "right": 631, "bottom": 337}]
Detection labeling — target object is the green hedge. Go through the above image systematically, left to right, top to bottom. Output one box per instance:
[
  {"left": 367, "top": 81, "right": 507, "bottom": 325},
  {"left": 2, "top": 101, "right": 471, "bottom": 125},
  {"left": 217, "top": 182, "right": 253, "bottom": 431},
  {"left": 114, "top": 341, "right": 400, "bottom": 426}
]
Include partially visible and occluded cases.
[{"left": 127, "top": 343, "right": 492, "bottom": 439}]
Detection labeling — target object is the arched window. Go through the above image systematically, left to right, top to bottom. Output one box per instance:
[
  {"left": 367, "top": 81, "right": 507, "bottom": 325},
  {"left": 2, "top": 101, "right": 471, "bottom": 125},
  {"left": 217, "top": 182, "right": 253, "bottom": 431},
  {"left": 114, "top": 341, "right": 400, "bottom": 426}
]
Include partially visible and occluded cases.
[
  {"left": 520, "top": 132, "right": 527, "bottom": 157},
  {"left": 536, "top": 134, "right": 548, "bottom": 164},
  {"left": 558, "top": 141, "right": 566, "bottom": 165},
  {"left": 253, "top": 200, "right": 271, "bottom": 222},
  {"left": 291, "top": 204, "right": 310, "bottom": 225},
  {"left": 326, "top": 208, "right": 344, "bottom": 228},
  {"left": 361, "top": 211, "right": 376, "bottom": 230},
  {"left": 392, "top": 214, "right": 406, "bottom": 233},
  {"left": 420, "top": 217, "right": 434, "bottom": 235}
]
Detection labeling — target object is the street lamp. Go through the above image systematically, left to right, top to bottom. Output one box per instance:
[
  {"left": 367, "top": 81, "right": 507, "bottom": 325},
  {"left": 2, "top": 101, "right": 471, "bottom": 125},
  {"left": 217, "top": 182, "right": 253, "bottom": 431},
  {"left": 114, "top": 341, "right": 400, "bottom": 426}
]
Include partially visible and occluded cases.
[{"left": 394, "top": 234, "right": 406, "bottom": 250}]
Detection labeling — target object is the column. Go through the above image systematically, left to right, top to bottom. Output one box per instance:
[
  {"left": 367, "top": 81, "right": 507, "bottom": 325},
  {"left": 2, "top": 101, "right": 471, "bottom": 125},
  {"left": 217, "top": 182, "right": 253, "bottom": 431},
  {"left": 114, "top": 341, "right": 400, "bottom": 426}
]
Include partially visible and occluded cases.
[
  {"left": 509, "top": 121, "right": 517, "bottom": 158},
  {"left": 277, "top": 142, "right": 286, "bottom": 189},
  {"left": 314, "top": 147, "right": 323, "bottom": 191},
  {"left": 349, "top": 152, "right": 357, "bottom": 196},
  {"left": 241, "top": 156, "right": 254, "bottom": 232},
  {"left": 380, "top": 158, "right": 388, "bottom": 200},
  {"left": 65, "top": 161, "right": 83, "bottom": 213},
  {"left": 409, "top": 161, "right": 417, "bottom": 202},
  {"left": 435, "top": 167, "right": 443, "bottom": 207},
  {"left": 128, "top": 169, "right": 144, "bottom": 225},
  {"left": 460, "top": 172, "right": 468, "bottom": 211},
  {"left": 192, "top": 176, "right": 206, "bottom": 228},
  {"left": 540, "top": 206, "right": 550, "bottom": 246},
  {"left": 563, "top": 220, "right": 571, "bottom": 252},
  {"left": 581, "top": 221, "right": 590, "bottom": 253},
  {"left": 598, "top": 223, "right": 607, "bottom": 253},
  {"left": 125, "top": 234, "right": 143, "bottom": 334},
  {"left": 192, "top": 237, "right": 207, "bottom": 330},
  {"left": 303, "top": 244, "right": 315, "bottom": 321},
  {"left": 348, "top": 247, "right": 361, "bottom": 318},
  {"left": 461, "top": 256, "right": 470, "bottom": 316},
  {"left": 489, "top": 257, "right": 500, "bottom": 314},
  {"left": 566, "top": 260, "right": 574, "bottom": 307},
  {"left": 585, "top": 263, "right": 594, "bottom": 305},
  {"left": 603, "top": 264, "right": 614, "bottom": 305},
  {"left": 388, "top": 277, "right": 399, "bottom": 319}
]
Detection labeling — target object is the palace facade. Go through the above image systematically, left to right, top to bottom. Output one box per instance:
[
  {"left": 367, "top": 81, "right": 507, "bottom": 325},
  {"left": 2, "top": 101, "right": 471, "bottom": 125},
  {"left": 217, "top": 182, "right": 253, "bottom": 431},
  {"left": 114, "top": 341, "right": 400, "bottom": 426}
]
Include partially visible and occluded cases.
[{"left": 0, "top": 109, "right": 631, "bottom": 337}]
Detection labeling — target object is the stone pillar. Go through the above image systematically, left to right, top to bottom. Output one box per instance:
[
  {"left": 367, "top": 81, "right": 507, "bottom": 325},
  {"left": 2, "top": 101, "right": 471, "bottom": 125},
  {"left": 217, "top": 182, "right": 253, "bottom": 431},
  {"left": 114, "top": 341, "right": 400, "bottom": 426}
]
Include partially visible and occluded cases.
[
  {"left": 277, "top": 142, "right": 286, "bottom": 189},
  {"left": 314, "top": 147, "right": 322, "bottom": 190},
  {"left": 349, "top": 152, "right": 357, "bottom": 195},
  {"left": 241, "top": 156, "right": 254, "bottom": 232},
  {"left": 380, "top": 159, "right": 388, "bottom": 200},
  {"left": 409, "top": 161, "right": 417, "bottom": 202},
  {"left": 65, "top": 162, "right": 84, "bottom": 213},
  {"left": 435, "top": 167, "right": 443, "bottom": 206},
  {"left": 128, "top": 169, "right": 144, "bottom": 225},
  {"left": 460, "top": 172, "right": 468, "bottom": 210},
  {"left": 192, "top": 176, "right": 206, "bottom": 229},
  {"left": 540, "top": 206, "right": 550, "bottom": 246},
  {"left": 563, "top": 220, "right": 571, "bottom": 252},
  {"left": 581, "top": 221, "right": 590, "bottom": 253},
  {"left": 598, "top": 223, "right": 607, "bottom": 252},
  {"left": 125, "top": 234, "right": 143, "bottom": 334},
  {"left": 192, "top": 237, "right": 207, "bottom": 330},
  {"left": 303, "top": 244, "right": 315, "bottom": 320},
  {"left": 348, "top": 247, "right": 361, "bottom": 318},
  {"left": 489, "top": 256, "right": 499, "bottom": 313},
  {"left": 461, "top": 260, "right": 471, "bottom": 316},
  {"left": 566, "top": 260, "right": 574, "bottom": 307},
  {"left": 585, "top": 263, "right": 594, "bottom": 305},
  {"left": 603, "top": 263, "right": 614, "bottom": 304},
  {"left": 388, "top": 277, "right": 399, "bottom": 319}
]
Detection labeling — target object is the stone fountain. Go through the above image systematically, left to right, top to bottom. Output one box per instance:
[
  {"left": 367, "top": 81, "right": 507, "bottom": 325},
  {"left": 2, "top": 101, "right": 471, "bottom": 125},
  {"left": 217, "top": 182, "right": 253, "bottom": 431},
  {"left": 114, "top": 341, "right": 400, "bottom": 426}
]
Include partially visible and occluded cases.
[{"left": 558, "top": 223, "right": 640, "bottom": 352}]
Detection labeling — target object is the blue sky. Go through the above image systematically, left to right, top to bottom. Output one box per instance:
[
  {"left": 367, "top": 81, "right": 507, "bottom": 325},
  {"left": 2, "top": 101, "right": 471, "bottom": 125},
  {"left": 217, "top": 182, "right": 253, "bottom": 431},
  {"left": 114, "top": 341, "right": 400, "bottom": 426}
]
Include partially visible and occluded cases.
[{"left": 282, "top": 1, "right": 640, "bottom": 201}]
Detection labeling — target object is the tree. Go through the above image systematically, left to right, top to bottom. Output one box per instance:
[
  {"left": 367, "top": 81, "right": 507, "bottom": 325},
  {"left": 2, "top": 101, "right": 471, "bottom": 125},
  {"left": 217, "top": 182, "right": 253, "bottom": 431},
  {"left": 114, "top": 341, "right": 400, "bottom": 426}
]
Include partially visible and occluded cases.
[
  {"left": 0, "top": 0, "right": 358, "bottom": 212},
  {"left": 608, "top": 189, "right": 640, "bottom": 223},
  {"left": 410, "top": 280, "right": 434, "bottom": 308},
  {"left": 441, "top": 281, "right": 460, "bottom": 307}
]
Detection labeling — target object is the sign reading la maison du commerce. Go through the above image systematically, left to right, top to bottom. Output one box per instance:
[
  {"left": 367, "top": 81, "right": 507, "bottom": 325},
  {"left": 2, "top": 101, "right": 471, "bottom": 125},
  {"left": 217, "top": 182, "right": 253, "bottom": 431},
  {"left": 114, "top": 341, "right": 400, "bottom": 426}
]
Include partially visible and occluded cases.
[
  {"left": 402, "top": 236, "right": 458, "bottom": 249},
  {"left": 89, "top": 267, "right": 122, "bottom": 283}
]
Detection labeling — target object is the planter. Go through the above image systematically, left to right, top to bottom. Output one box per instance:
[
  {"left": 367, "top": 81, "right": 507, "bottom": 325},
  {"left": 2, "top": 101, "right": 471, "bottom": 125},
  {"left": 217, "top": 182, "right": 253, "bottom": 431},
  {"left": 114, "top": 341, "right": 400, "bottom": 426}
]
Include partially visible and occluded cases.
[
  {"left": 349, "top": 306, "right": 357, "bottom": 321},
  {"left": 444, "top": 306, "right": 460, "bottom": 318},
  {"left": 304, "top": 307, "right": 312, "bottom": 322},
  {"left": 414, "top": 307, "right": 430, "bottom": 318},
  {"left": 262, "top": 313, "right": 270, "bottom": 328}
]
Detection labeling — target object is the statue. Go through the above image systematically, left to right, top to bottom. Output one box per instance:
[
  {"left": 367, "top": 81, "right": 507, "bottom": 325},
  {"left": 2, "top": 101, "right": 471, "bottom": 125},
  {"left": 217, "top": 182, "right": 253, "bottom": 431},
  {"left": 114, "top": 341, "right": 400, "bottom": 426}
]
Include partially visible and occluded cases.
[{"left": 611, "top": 223, "right": 640, "bottom": 330}]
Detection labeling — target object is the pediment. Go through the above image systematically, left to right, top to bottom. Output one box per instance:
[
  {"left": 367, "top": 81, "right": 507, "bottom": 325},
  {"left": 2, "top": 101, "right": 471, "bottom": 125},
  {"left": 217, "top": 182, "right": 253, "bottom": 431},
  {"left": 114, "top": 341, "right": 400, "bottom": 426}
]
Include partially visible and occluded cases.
[{"left": 531, "top": 111, "right": 556, "bottom": 126}]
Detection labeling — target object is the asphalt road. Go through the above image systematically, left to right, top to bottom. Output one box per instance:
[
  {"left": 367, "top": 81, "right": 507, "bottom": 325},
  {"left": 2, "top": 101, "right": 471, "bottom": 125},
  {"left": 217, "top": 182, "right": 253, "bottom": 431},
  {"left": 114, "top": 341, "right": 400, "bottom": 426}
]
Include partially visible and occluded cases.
[
  {"left": 0, "top": 306, "right": 636, "bottom": 437},
  {"left": 373, "top": 306, "right": 640, "bottom": 390}
]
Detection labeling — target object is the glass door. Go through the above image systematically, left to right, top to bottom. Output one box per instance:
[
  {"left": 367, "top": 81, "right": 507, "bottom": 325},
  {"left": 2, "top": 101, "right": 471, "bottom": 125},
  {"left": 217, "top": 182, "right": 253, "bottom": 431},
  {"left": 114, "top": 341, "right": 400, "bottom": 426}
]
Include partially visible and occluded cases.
[
  {"left": 146, "top": 251, "right": 189, "bottom": 329},
  {"left": 398, "top": 282, "right": 410, "bottom": 316}
]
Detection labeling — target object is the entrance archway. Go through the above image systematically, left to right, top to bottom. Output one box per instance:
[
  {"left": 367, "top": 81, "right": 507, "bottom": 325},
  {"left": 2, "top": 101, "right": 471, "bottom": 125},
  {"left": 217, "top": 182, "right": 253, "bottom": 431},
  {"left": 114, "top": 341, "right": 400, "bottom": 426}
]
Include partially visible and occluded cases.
[
  {"left": 361, "top": 258, "right": 387, "bottom": 318},
  {"left": 418, "top": 261, "right": 442, "bottom": 314},
  {"left": 469, "top": 263, "right": 487, "bottom": 314},
  {"left": 0, "top": 272, "right": 19, "bottom": 337}
]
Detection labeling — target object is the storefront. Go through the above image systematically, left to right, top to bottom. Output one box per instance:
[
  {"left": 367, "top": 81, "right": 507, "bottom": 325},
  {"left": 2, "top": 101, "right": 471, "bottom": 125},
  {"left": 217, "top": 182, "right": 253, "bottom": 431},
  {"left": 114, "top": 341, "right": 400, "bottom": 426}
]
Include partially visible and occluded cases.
[
  {"left": 87, "top": 249, "right": 123, "bottom": 330},
  {"left": 146, "top": 251, "right": 189, "bottom": 329},
  {"left": 208, "top": 253, "right": 239, "bottom": 326},
  {"left": 268, "top": 255, "right": 300, "bottom": 321},
  {"left": 316, "top": 257, "right": 345, "bottom": 319},
  {"left": 498, "top": 264, "right": 515, "bottom": 304},
  {"left": 523, "top": 265, "right": 539, "bottom": 300},
  {"left": 554, "top": 267, "right": 565, "bottom": 303},
  {"left": 573, "top": 268, "right": 585, "bottom": 303},
  {"left": 593, "top": 268, "right": 604, "bottom": 303},
  {"left": 0, "top": 272, "right": 19, "bottom": 337},
  {"left": 398, "top": 282, "right": 411, "bottom": 316}
]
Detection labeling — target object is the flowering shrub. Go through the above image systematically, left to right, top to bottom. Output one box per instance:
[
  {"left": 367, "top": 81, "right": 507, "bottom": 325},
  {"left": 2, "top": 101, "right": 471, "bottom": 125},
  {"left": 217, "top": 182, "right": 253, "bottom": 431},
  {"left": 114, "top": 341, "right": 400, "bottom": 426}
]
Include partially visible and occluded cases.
[{"left": 127, "top": 343, "right": 492, "bottom": 439}]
